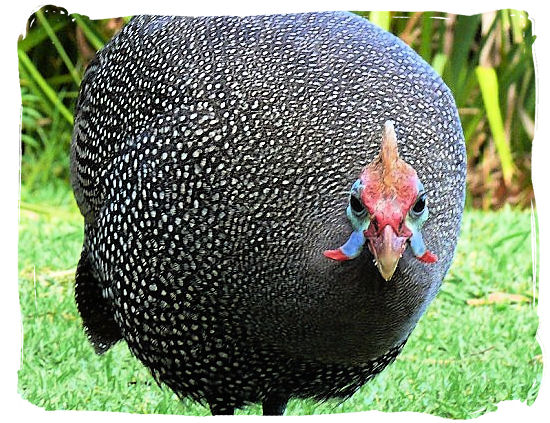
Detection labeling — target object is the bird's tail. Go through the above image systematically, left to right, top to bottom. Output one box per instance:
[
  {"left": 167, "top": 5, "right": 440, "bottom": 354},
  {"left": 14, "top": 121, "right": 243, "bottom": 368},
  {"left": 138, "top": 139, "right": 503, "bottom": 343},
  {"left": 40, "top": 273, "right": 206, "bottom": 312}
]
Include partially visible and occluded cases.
[{"left": 74, "top": 241, "right": 122, "bottom": 354}]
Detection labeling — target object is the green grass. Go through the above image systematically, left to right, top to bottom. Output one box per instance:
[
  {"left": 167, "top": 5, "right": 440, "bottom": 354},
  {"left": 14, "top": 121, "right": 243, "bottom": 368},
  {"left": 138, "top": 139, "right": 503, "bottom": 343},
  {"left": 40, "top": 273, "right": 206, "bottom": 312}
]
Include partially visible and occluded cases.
[{"left": 17, "top": 182, "right": 541, "bottom": 417}]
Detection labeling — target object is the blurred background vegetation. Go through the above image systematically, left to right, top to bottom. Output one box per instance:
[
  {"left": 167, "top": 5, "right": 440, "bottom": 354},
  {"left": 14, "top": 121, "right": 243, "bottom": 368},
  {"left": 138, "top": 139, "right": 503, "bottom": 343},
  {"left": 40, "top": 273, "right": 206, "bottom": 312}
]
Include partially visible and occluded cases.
[{"left": 18, "top": 6, "right": 535, "bottom": 209}]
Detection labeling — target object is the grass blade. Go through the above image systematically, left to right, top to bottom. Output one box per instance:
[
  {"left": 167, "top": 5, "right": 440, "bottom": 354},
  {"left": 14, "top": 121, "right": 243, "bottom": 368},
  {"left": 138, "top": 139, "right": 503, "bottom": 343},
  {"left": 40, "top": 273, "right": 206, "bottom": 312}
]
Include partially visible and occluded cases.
[
  {"left": 35, "top": 10, "right": 81, "bottom": 86},
  {"left": 509, "top": 10, "right": 528, "bottom": 44},
  {"left": 369, "top": 11, "right": 391, "bottom": 30},
  {"left": 419, "top": 12, "right": 433, "bottom": 62},
  {"left": 72, "top": 14, "right": 105, "bottom": 51},
  {"left": 448, "top": 15, "right": 480, "bottom": 94},
  {"left": 18, "top": 19, "right": 69, "bottom": 52},
  {"left": 18, "top": 49, "right": 74, "bottom": 125},
  {"left": 431, "top": 53, "right": 447, "bottom": 77},
  {"left": 19, "top": 66, "right": 54, "bottom": 118},
  {"left": 475, "top": 66, "right": 515, "bottom": 185},
  {"left": 21, "top": 134, "right": 41, "bottom": 148}
]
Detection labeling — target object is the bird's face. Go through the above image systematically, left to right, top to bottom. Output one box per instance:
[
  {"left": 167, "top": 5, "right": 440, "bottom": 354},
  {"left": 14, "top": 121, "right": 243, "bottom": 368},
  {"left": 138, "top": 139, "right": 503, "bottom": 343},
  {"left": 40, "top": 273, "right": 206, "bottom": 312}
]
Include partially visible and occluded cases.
[{"left": 324, "top": 121, "right": 437, "bottom": 281}]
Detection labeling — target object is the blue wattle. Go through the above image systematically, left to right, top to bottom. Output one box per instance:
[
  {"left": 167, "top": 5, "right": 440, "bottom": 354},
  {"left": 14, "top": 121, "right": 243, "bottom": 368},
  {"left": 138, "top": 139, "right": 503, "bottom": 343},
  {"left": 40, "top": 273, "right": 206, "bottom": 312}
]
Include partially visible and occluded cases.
[
  {"left": 409, "top": 228, "right": 427, "bottom": 258},
  {"left": 340, "top": 230, "right": 366, "bottom": 259}
]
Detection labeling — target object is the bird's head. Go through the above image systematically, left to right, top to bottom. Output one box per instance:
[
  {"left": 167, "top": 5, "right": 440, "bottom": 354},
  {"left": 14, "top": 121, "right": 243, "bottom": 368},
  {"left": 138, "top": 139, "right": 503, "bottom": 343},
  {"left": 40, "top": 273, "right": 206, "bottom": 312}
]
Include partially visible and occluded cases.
[{"left": 324, "top": 121, "right": 437, "bottom": 281}]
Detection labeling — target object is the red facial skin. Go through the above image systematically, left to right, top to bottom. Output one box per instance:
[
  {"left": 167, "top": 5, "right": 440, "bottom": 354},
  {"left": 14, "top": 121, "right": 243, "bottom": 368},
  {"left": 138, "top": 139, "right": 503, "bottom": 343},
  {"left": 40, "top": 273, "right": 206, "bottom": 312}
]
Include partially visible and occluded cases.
[
  {"left": 324, "top": 122, "right": 437, "bottom": 279},
  {"left": 360, "top": 122, "right": 419, "bottom": 241},
  {"left": 359, "top": 159, "right": 419, "bottom": 279},
  {"left": 360, "top": 172, "right": 417, "bottom": 241},
  {"left": 323, "top": 249, "right": 350, "bottom": 261},
  {"left": 417, "top": 250, "right": 438, "bottom": 263}
]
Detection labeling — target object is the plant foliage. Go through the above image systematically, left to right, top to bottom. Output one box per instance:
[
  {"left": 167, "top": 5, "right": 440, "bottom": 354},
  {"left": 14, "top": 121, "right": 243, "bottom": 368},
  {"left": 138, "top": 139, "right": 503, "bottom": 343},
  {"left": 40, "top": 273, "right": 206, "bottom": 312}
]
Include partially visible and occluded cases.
[{"left": 18, "top": 7, "right": 535, "bottom": 209}]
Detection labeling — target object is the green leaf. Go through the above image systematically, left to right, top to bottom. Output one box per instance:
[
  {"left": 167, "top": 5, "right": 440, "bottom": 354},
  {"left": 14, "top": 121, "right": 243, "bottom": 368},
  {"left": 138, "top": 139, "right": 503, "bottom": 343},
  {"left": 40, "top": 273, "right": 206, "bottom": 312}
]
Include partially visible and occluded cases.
[
  {"left": 35, "top": 10, "right": 81, "bottom": 86},
  {"left": 509, "top": 10, "right": 528, "bottom": 44},
  {"left": 369, "top": 11, "right": 391, "bottom": 31},
  {"left": 419, "top": 13, "right": 433, "bottom": 62},
  {"left": 72, "top": 14, "right": 106, "bottom": 51},
  {"left": 448, "top": 15, "right": 481, "bottom": 93},
  {"left": 18, "top": 19, "right": 69, "bottom": 52},
  {"left": 18, "top": 49, "right": 74, "bottom": 125},
  {"left": 431, "top": 53, "right": 447, "bottom": 77},
  {"left": 19, "top": 59, "right": 55, "bottom": 118},
  {"left": 475, "top": 66, "right": 515, "bottom": 185},
  {"left": 22, "top": 107, "right": 43, "bottom": 121},
  {"left": 462, "top": 113, "right": 484, "bottom": 145},
  {"left": 21, "top": 134, "right": 41, "bottom": 148}
]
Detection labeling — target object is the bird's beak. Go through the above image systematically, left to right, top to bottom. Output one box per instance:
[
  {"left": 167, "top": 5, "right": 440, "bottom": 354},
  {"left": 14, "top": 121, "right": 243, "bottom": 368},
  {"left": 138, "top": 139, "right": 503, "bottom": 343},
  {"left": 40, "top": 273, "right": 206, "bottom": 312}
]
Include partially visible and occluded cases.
[{"left": 368, "top": 225, "right": 408, "bottom": 281}]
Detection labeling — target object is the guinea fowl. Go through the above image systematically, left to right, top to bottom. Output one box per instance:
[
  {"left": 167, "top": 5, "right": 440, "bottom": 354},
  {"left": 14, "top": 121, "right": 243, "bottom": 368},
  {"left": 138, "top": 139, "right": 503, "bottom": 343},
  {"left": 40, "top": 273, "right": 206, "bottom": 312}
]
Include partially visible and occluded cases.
[{"left": 70, "top": 12, "right": 466, "bottom": 416}]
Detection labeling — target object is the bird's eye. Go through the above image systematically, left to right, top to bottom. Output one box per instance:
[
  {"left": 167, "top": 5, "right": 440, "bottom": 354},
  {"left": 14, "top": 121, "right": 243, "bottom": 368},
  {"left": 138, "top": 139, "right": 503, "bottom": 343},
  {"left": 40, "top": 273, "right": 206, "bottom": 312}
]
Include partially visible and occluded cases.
[
  {"left": 411, "top": 193, "right": 427, "bottom": 216},
  {"left": 350, "top": 195, "right": 366, "bottom": 216}
]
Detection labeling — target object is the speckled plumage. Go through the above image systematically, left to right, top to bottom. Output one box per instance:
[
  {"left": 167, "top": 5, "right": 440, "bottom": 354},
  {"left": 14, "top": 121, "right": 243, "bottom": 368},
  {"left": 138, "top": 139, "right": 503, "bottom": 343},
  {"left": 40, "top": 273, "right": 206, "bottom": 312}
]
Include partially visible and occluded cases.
[{"left": 70, "top": 12, "right": 466, "bottom": 415}]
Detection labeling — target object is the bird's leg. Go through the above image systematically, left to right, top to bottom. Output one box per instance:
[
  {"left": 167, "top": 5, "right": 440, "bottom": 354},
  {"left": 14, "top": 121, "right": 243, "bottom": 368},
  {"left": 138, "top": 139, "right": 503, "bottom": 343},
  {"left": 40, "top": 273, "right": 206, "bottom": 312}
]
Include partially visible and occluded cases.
[
  {"left": 262, "top": 394, "right": 289, "bottom": 416},
  {"left": 209, "top": 402, "right": 235, "bottom": 416}
]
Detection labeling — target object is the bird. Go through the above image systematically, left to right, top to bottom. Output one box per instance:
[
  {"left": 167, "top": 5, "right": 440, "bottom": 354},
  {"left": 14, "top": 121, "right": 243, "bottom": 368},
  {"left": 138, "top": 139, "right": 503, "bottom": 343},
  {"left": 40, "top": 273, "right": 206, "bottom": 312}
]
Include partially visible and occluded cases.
[{"left": 70, "top": 11, "right": 466, "bottom": 416}]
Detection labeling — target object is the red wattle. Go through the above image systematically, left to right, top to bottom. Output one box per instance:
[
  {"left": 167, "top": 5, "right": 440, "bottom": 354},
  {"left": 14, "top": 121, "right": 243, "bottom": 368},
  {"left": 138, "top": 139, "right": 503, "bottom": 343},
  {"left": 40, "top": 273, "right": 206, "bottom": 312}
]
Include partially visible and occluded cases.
[
  {"left": 323, "top": 249, "right": 351, "bottom": 261},
  {"left": 417, "top": 250, "right": 438, "bottom": 263}
]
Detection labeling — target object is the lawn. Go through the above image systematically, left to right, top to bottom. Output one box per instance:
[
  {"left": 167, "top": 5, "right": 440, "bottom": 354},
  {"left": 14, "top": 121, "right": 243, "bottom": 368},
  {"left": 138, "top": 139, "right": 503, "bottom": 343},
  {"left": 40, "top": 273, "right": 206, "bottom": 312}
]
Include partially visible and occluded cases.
[{"left": 17, "top": 182, "right": 541, "bottom": 417}]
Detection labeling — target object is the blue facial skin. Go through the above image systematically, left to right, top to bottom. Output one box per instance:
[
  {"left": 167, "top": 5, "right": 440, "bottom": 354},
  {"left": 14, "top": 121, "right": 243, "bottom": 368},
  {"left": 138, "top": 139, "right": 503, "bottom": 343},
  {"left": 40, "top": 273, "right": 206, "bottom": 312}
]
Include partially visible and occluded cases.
[
  {"left": 336, "top": 179, "right": 430, "bottom": 260},
  {"left": 338, "top": 179, "right": 370, "bottom": 259},
  {"left": 406, "top": 180, "right": 429, "bottom": 258},
  {"left": 338, "top": 229, "right": 366, "bottom": 259}
]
